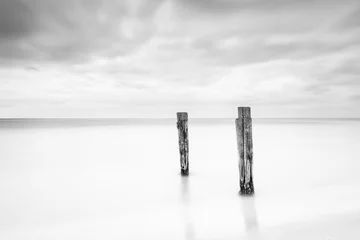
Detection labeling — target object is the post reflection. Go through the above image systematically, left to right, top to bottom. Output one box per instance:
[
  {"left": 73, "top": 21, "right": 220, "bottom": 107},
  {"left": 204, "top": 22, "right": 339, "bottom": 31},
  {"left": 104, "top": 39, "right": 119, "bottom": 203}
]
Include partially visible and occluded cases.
[
  {"left": 180, "top": 176, "right": 195, "bottom": 240},
  {"left": 240, "top": 195, "right": 261, "bottom": 240}
]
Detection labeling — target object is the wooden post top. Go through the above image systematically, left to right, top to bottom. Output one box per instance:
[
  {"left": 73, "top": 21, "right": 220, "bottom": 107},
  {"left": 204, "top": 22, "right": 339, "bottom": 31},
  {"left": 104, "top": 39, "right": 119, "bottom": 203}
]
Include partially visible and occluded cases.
[
  {"left": 238, "top": 107, "right": 251, "bottom": 118},
  {"left": 177, "top": 112, "right": 188, "bottom": 120}
]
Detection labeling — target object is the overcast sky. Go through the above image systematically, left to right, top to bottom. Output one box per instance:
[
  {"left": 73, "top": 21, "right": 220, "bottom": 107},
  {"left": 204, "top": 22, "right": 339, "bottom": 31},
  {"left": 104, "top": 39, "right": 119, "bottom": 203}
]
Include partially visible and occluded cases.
[{"left": 0, "top": 0, "right": 359, "bottom": 118}]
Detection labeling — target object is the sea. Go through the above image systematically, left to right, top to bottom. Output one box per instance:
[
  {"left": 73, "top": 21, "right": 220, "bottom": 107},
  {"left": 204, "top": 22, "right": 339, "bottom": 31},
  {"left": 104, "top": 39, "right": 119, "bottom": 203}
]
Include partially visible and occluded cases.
[{"left": 1, "top": 118, "right": 360, "bottom": 240}]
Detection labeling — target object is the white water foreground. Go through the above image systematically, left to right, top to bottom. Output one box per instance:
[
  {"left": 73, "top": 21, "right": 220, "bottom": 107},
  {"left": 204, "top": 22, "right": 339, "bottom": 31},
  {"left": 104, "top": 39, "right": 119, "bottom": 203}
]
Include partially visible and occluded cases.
[{"left": 1, "top": 118, "right": 360, "bottom": 239}]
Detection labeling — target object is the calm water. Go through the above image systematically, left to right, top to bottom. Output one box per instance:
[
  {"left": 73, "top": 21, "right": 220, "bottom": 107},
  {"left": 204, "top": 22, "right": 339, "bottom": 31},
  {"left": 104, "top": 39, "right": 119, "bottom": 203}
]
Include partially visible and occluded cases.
[{"left": 1, "top": 118, "right": 360, "bottom": 239}]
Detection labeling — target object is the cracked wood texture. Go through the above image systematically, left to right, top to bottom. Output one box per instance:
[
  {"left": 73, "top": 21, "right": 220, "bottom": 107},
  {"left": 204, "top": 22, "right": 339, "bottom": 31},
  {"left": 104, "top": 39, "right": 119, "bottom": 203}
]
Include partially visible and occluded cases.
[
  {"left": 236, "top": 107, "right": 254, "bottom": 195},
  {"left": 177, "top": 112, "right": 189, "bottom": 176}
]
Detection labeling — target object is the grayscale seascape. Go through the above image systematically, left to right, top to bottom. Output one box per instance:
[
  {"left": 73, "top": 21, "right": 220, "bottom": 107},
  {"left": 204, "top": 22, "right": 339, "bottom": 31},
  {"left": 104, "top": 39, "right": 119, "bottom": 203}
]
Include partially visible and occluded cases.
[
  {"left": 1, "top": 0, "right": 360, "bottom": 238},
  {"left": 1, "top": 118, "right": 360, "bottom": 239}
]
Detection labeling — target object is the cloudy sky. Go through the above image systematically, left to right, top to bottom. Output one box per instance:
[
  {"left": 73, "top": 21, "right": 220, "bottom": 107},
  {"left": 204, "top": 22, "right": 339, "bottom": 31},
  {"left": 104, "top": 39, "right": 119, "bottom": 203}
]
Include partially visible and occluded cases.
[{"left": 0, "top": 0, "right": 359, "bottom": 118}]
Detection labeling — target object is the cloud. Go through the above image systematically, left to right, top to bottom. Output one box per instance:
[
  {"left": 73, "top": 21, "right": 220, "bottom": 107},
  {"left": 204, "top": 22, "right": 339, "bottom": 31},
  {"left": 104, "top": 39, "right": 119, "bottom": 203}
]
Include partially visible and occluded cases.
[
  {"left": 0, "top": 0, "right": 360, "bottom": 117},
  {"left": 0, "top": 0, "right": 165, "bottom": 64},
  {"left": 0, "top": 0, "right": 35, "bottom": 39},
  {"left": 174, "top": 0, "right": 327, "bottom": 15},
  {"left": 334, "top": 6, "right": 360, "bottom": 31},
  {"left": 350, "top": 94, "right": 360, "bottom": 101}
]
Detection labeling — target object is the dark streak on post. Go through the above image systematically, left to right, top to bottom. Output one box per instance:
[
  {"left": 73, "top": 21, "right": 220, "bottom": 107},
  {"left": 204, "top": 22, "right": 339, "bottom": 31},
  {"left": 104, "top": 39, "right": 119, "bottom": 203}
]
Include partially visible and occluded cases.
[
  {"left": 236, "top": 107, "right": 254, "bottom": 195},
  {"left": 238, "top": 107, "right": 251, "bottom": 120},
  {"left": 177, "top": 112, "right": 189, "bottom": 176}
]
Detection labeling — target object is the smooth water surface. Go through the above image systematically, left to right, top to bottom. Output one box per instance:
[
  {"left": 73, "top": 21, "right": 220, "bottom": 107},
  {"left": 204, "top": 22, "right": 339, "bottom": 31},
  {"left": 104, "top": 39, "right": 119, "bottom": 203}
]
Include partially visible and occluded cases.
[{"left": 1, "top": 118, "right": 360, "bottom": 239}]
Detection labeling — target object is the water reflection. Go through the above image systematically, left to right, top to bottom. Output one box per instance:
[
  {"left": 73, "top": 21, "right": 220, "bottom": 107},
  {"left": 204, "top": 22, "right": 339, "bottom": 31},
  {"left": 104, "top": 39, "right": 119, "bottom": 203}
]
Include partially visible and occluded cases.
[
  {"left": 180, "top": 176, "right": 195, "bottom": 240},
  {"left": 240, "top": 194, "right": 260, "bottom": 240}
]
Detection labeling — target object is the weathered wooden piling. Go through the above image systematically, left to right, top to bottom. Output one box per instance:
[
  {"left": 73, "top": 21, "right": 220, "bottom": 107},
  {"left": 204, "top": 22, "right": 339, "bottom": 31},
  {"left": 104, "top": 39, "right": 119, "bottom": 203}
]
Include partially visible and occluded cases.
[
  {"left": 235, "top": 107, "right": 254, "bottom": 195},
  {"left": 177, "top": 112, "right": 189, "bottom": 176}
]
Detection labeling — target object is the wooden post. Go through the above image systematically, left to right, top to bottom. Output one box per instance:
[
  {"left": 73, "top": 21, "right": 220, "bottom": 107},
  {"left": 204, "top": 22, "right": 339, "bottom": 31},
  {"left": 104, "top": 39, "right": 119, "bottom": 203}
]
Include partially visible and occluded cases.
[
  {"left": 235, "top": 107, "right": 254, "bottom": 195},
  {"left": 177, "top": 112, "right": 189, "bottom": 176}
]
